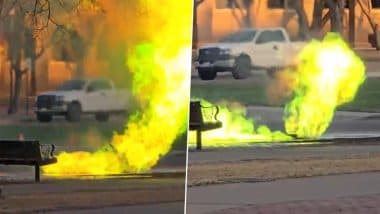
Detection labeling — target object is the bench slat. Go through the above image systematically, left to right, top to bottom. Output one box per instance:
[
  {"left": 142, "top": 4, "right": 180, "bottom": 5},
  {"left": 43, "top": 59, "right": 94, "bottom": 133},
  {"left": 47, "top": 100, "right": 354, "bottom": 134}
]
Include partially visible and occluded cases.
[
  {"left": 189, "top": 101, "right": 223, "bottom": 150},
  {"left": 0, "top": 140, "right": 57, "bottom": 182},
  {"left": 0, "top": 140, "right": 41, "bottom": 160}
]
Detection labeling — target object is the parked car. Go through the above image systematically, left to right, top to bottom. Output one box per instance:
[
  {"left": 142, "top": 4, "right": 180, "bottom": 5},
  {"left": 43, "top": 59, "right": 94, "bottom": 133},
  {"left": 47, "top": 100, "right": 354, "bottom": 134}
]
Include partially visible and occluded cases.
[
  {"left": 195, "top": 27, "right": 307, "bottom": 80},
  {"left": 34, "top": 78, "right": 129, "bottom": 122}
]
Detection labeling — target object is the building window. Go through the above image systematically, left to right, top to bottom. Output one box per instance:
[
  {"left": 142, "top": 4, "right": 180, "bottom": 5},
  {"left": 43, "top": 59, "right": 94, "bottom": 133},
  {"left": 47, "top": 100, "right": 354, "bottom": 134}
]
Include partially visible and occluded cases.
[
  {"left": 215, "top": 0, "right": 244, "bottom": 9},
  {"left": 267, "top": 0, "right": 296, "bottom": 9},
  {"left": 268, "top": 0, "right": 285, "bottom": 9},
  {"left": 323, "top": 0, "right": 349, "bottom": 9},
  {"left": 372, "top": 0, "right": 380, "bottom": 8},
  {"left": 256, "top": 30, "right": 286, "bottom": 44}
]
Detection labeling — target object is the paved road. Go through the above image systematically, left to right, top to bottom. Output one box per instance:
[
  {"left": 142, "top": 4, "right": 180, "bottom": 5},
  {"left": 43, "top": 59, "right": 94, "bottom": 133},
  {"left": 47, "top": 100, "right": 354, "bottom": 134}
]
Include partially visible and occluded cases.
[{"left": 186, "top": 172, "right": 380, "bottom": 214}]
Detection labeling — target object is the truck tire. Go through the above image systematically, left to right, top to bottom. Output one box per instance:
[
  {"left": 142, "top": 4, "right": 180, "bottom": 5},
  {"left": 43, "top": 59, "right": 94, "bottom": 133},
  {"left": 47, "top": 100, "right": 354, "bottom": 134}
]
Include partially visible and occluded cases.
[
  {"left": 232, "top": 55, "right": 251, "bottom": 79},
  {"left": 198, "top": 68, "right": 217, "bottom": 80},
  {"left": 266, "top": 68, "right": 277, "bottom": 78},
  {"left": 66, "top": 102, "right": 81, "bottom": 122},
  {"left": 37, "top": 113, "right": 52, "bottom": 123},
  {"left": 95, "top": 113, "right": 109, "bottom": 122}
]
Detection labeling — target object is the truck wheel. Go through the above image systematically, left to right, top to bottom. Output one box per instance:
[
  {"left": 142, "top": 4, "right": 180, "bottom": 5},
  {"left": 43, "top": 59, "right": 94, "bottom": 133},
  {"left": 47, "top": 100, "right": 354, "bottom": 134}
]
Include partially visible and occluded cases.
[
  {"left": 232, "top": 55, "right": 251, "bottom": 79},
  {"left": 198, "top": 68, "right": 217, "bottom": 80},
  {"left": 267, "top": 68, "right": 277, "bottom": 78},
  {"left": 66, "top": 102, "right": 81, "bottom": 122},
  {"left": 37, "top": 113, "right": 52, "bottom": 123},
  {"left": 95, "top": 113, "right": 109, "bottom": 122}
]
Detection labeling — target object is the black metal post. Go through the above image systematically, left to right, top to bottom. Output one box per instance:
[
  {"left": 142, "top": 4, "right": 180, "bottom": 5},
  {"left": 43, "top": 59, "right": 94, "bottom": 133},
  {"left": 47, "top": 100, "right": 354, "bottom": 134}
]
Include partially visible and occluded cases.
[
  {"left": 196, "top": 130, "right": 202, "bottom": 150},
  {"left": 35, "top": 164, "right": 40, "bottom": 182}
]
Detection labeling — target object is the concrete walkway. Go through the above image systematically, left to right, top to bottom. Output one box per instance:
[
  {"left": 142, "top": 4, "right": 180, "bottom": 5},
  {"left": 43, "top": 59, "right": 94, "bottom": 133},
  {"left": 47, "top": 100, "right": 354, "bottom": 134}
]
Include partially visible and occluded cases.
[
  {"left": 187, "top": 172, "right": 380, "bottom": 214},
  {"left": 212, "top": 194, "right": 380, "bottom": 213},
  {"left": 52, "top": 202, "right": 184, "bottom": 214}
]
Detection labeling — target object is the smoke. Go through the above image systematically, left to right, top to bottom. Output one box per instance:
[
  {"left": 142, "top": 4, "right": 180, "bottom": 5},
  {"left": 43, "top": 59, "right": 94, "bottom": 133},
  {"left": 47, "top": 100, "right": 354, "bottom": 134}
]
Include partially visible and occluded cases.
[{"left": 43, "top": 0, "right": 193, "bottom": 175}]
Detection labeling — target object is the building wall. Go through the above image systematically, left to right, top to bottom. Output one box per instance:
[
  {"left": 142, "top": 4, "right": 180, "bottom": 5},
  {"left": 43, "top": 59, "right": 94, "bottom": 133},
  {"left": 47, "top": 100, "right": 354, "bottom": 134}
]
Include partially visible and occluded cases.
[{"left": 197, "top": 0, "right": 380, "bottom": 46}]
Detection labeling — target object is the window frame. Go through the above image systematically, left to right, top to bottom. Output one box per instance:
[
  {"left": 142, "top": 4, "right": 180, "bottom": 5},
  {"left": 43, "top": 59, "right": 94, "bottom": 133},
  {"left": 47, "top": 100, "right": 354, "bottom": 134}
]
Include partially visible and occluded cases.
[
  {"left": 372, "top": 0, "right": 380, "bottom": 9},
  {"left": 255, "top": 30, "right": 286, "bottom": 44}
]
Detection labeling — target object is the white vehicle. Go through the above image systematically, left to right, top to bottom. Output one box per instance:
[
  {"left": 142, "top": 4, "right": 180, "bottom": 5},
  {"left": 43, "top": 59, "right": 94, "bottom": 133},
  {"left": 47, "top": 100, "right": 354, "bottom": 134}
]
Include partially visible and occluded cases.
[
  {"left": 195, "top": 27, "right": 307, "bottom": 80},
  {"left": 35, "top": 78, "right": 130, "bottom": 122}
]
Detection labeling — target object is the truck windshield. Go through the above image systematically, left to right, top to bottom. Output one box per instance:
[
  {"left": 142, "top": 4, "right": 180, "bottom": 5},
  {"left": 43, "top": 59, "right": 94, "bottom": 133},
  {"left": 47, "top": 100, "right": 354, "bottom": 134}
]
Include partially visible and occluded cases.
[
  {"left": 219, "top": 30, "right": 256, "bottom": 43},
  {"left": 57, "top": 80, "right": 86, "bottom": 91}
]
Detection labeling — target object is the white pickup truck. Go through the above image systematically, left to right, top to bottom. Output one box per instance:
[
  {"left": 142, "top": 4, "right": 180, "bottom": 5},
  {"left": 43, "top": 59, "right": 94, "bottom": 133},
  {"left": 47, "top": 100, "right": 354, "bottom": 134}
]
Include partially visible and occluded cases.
[
  {"left": 195, "top": 27, "right": 306, "bottom": 80},
  {"left": 34, "top": 78, "right": 129, "bottom": 122}
]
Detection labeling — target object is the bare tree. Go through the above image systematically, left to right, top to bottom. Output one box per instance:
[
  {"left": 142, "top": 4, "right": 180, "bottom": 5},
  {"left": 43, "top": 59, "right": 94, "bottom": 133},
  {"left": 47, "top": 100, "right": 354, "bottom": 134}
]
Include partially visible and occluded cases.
[
  {"left": 1, "top": 0, "right": 94, "bottom": 113},
  {"left": 193, "top": 0, "right": 204, "bottom": 49},
  {"left": 227, "top": 0, "right": 254, "bottom": 28},
  {"left": 242, "top": 0, "right": 254, "bottom": 27},
  {"left": 282, "top": 0, "right": 345, "bottom": 40},
  {"left": 291, "top": 0, "right": 311, "bottom": 40},
  {"left": 310, "top": 0, "right": 325, "bottom": 33},
  {"left": 325, "top": 0, "right": 345, "bottom": 33},
  {"left": 5, "top": 6, "right": 27, "bottom": 114},
  {"left": 24, "top": 26, "right": 45, "bottom": 96},
  {"left": 51, "top": 26, "right": 87, "bottom": 77}
]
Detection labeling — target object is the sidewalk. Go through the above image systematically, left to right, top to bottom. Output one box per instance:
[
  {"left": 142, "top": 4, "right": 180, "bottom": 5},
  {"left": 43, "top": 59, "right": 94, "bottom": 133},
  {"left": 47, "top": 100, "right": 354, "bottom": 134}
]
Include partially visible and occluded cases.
[
  {"left": 187, "top": 172, "right": 380, "bottom": 214},
  {"left": 214, "top": 194, "right": 380, "bottom": 214}
]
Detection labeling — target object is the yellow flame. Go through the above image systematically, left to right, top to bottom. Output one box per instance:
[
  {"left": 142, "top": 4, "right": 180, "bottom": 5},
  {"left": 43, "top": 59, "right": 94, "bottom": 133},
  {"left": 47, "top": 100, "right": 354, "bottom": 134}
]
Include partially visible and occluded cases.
[
  {"left": 43, "top": 1, "right": 192, "bottom": 175},
  {"left": 190, "top": 33, "right": 365, "bottom": 147},
  {"left": 284, "top": 33, "right": 366, "bottom": 138},
  {"left": 188, "top": 99, "right": 292, "bottom": 147}
]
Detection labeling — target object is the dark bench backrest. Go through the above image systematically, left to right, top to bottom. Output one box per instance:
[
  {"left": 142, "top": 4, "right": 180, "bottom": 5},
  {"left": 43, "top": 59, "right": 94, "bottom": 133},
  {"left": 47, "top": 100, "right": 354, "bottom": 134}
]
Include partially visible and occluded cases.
[
  {"left": 190, "top": 101, "right": 203, "bottom": 124},
  {"left": 0, "top": 140, "right": 42, "bottom": 160}
]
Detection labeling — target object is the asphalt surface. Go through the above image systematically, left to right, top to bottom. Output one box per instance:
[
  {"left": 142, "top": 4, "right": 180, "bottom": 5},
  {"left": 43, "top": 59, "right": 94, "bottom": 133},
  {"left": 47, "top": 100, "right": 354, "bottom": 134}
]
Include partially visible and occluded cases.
[{"left": 187, "top": 172, "right": 380, "bottom": 214}]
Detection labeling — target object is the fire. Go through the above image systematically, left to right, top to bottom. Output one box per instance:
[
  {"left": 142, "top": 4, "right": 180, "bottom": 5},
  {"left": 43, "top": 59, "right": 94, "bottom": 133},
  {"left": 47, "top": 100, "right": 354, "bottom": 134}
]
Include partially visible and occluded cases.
[
  {"left": 43, "top": 1, "right": 192, "bottom": 175},
  {"left": 189, "top": 33, "right": 365, "bottom": 146},
  {"left": 284, "top": 33, "right": 366, "bottom": 138},
  {"left": 188, "top": 100, "right": 292, "bottom": 147}
]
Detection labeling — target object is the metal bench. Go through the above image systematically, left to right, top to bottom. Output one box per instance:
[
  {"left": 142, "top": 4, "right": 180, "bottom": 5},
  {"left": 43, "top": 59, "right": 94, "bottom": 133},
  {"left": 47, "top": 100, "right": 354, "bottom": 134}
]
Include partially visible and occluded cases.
[
  {"left": 189, "top": 101, "right": 222, "bottom": 150},
  {"left": 0, "top": 140, "right": 57, "bottom": 182}
]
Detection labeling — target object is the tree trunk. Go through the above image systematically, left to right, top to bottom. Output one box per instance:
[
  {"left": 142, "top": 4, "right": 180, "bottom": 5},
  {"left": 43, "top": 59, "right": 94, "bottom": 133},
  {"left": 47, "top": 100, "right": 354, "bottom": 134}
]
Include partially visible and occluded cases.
[
  {"left": 242, "top": 0, "right": 253, "bottom": 27},
  {"left": 293, "top": 0, "right": 310, "bottom": 40},
  {"left": 311, "top": 0, "right": 325, "bottom": 34},
  {"left": 326, "top": 0, "right": 344, "bottom": 33},
  {"left": 193, "top": 1, "right": 198, "bottom": 49},
  {"left": 8, "top": 51, "right": 25, "bottom": 114},
  {"left": 30, "top": 57, "right": 36, "bottom": 95},
  {"left": 76, "top": 59, "right": 85, "bottom": 77},
  {"left": 8, "top": 65, "right": 23, "bottom": 114},
  {"left": 7, "top": 67, "right": 13, "bottom": 114},
  {"left": 10, "top": 67, "right": 22, "bottom": 113}
]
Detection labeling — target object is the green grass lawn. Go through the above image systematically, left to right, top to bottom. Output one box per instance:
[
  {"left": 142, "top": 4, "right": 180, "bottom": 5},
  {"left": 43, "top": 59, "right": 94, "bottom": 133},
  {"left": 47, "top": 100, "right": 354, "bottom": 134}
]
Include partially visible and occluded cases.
[
  {"left": 191, "top": 77, "right": 380, "bottom": 112},
  {"left": 340, "top": 78, "right": 380, "bottom": 112},
  {"left": 0, "top": 120, "right": 187, "bottom": 151},
  {"left": 0, "top": 121, "right": 125, "bottom": 150}
]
